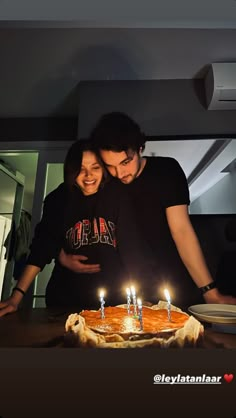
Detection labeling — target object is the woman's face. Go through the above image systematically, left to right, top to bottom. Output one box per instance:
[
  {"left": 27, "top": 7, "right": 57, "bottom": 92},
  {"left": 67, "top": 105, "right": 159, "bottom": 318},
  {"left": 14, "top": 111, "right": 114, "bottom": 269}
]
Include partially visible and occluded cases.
[{"left": 75, "top": 151, "right": 103, "bottom": 195}]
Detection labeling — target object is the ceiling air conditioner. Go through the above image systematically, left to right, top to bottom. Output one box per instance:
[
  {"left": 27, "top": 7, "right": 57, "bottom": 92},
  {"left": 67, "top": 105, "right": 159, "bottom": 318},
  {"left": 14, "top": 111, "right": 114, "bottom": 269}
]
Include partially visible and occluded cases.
[{"left": 205, "top": 63, "right": 236, "bottom": 110}]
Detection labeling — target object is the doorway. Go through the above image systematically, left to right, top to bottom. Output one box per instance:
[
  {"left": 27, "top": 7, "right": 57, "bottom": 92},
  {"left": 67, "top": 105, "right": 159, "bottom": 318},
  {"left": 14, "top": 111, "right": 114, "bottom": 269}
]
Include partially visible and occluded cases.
[{"left": 0, "top": 141, "right": 72, "bottom": 306}]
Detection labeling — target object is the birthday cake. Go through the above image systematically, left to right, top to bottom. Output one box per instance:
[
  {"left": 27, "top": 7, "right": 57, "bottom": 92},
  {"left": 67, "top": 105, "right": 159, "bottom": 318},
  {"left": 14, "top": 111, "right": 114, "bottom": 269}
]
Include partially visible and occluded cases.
[{"left": 65, "top": 301, "right": 204, "bottom": 348}]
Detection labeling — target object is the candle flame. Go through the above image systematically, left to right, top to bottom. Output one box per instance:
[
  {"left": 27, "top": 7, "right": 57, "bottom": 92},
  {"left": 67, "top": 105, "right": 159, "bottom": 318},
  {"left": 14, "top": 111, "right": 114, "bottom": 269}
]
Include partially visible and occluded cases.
[
  {"left": 130, "top": 285, "right": 136, "bottom": 296},
  {"left": 126, "top": 287, "right": 131, "bottom": 296},
  {"left": 164, "top": 288, "right": 171, "bottom": 303},
  {"left": 99, "top": 290, "right": 105, "bottom": 298},
  {"left": 137, "top": 298, "right": 142, "bottom": 307}
]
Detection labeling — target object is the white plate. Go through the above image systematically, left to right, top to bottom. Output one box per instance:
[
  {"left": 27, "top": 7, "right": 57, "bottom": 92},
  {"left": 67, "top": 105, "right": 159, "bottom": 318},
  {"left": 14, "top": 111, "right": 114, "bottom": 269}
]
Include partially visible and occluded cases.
[{"left": 188, "top": 304, "right": 236, "bottom": 324}]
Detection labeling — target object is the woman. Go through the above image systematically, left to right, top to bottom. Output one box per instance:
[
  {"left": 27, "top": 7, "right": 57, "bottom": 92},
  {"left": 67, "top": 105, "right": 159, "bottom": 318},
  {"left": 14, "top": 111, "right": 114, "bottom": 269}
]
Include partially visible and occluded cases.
[{"left": 0, "top": 140, "right": 156, "bottom": 315}]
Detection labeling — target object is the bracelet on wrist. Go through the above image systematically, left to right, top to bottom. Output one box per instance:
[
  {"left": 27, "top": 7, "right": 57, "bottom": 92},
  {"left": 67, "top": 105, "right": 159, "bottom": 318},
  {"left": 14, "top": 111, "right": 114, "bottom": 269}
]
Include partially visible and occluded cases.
[
  {"left": 199, "top": 282, "right": 216, "bottom": 295},
  {"left": 12, "top": 287, "right": 26, "bottom": 297}
]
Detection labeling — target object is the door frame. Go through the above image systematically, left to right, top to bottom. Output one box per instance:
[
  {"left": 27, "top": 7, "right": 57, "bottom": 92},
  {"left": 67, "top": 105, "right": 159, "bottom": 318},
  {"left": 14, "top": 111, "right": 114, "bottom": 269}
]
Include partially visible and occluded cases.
[
  {"left": 0, "top": 141, "right": 73, "bottom": 305},
  {"left": 0, "top": 162, "right": 25, "bottom": 300}
]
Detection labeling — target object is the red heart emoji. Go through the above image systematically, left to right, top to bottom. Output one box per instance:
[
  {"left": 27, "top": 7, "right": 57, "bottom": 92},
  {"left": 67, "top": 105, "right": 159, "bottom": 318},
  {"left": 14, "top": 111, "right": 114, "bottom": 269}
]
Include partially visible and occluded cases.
[{"left": 224, "top": 373, "right": 234, "bottom": 383}]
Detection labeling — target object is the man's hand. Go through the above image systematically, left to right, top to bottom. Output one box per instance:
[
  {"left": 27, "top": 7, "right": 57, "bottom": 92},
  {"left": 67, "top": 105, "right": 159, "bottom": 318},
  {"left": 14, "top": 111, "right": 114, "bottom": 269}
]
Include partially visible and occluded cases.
[
  {"left": 58, "top": 248, "right": 101, "bottom": 274},
  {"left": 204, "top": 287, "right": 236, "bottom": 304},
  {"left": 0, "top": 298, "right": 18, "bottom": 318}
]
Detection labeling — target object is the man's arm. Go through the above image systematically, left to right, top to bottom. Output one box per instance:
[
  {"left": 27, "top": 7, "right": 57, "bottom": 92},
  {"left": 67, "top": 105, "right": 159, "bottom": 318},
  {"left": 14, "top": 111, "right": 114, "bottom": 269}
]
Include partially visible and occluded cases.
[
  {"left": 166, "top": 204, "right": 236, "bottom": 304},
  {"left": 58, "top": 248, "right": 101, "bottom": 274}
]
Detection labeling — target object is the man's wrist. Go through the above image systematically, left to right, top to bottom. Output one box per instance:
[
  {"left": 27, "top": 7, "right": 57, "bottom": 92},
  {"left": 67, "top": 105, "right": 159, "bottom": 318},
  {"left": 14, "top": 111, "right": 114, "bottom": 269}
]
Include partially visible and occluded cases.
[
  {"left": 199, "top": 282, "right": 216, "bottom": 295},
  {"left": 203, "top": 287, "right": 220, "bottom": 303}
]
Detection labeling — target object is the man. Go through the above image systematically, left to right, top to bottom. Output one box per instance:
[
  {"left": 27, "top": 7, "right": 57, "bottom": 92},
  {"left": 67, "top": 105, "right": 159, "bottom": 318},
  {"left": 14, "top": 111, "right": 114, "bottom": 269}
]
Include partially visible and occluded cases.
[{"left": 59, "top": 112, "right": 236, "bottom": 306}]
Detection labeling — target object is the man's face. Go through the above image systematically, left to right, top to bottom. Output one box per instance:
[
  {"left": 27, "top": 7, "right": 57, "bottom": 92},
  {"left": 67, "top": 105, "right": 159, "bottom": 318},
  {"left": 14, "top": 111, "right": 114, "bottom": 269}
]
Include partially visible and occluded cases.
[{"left": 100, "top": 149, "right": 142, "bottom": 184}]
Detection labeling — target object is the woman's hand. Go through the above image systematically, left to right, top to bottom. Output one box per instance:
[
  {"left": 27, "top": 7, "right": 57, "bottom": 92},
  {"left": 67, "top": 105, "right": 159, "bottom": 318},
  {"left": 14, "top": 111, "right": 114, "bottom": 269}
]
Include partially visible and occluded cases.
[{"left": 0, "top": 297, "right": 19, "bottom": 318}]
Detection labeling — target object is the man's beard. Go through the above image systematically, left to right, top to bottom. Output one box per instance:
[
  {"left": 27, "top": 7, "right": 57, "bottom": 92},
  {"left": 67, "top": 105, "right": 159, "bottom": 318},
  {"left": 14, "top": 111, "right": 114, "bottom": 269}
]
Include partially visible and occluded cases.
[{"left": 120, "top": 175, "right": 133, "bottom": 184}]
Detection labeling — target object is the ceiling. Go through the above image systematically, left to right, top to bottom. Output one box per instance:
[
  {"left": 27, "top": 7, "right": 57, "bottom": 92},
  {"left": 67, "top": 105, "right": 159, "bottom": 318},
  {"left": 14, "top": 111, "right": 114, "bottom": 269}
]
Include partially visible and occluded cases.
[
  {"left": 1, "top": 0, "right": 236, "bottom": 26},
  {"left": 0, "top": 1, "right": 236, "bottom": 118}
]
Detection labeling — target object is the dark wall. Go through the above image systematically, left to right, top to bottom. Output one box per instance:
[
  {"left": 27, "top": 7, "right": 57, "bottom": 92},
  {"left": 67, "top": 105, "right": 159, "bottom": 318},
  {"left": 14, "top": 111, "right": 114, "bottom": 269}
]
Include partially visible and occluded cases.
[
  {"left": 1, "top": 79, "right": 236, "bottom": 142},
  {"left": 78, "top": 80, "right": 236, "bottom": 138},
  {"left": 0, "top": 118, "right": 77, "bottom": 142},
  {"left": 190, "top": 214, "right": 236, "bottom": 296}
]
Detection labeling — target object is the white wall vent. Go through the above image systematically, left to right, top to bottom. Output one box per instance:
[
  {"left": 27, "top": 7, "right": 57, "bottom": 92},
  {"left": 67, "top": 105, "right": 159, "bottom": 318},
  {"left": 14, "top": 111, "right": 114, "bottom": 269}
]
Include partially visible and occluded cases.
[{"left": 205, "top": 63, "right": 236, "bottom": 110}]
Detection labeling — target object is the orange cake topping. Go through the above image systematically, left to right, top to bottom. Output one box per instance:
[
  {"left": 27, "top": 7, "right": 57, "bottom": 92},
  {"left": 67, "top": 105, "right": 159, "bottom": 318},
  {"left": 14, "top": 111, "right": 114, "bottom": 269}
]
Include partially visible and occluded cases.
[{"left": 80, "top": 306, "right": 189, "bottom": 335}]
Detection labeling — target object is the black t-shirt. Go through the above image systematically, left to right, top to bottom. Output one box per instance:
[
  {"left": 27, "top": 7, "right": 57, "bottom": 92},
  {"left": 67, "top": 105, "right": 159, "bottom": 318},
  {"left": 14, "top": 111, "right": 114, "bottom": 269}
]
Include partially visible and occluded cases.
[
  {"left": 123, "top": 156, "right": 189, "bottom": 251},
  {"left": 117, "top": 157, "right": 202, "bottom": 306}
]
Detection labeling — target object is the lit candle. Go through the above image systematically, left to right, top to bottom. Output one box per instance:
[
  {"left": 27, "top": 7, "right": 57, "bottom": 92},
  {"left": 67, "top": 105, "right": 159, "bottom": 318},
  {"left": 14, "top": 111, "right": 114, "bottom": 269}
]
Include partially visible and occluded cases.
[
  {"left": 130, "top": 285, "right": 137, "bottom": 317},
  {"left": 126, "top": 287, "right": 131, "bottom": 314},
  {"left": 164, "top": 288, "right": 171, "bottom": 322},
  {"left": 99, "top": 290, "right": 105, "bottom": 319},
  {"left": 137, "top": 298, "right": 143, "bottom": 331}
]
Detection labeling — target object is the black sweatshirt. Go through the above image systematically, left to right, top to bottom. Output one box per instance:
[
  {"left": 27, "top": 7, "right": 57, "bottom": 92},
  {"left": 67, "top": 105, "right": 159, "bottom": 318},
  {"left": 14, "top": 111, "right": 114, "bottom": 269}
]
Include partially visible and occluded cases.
[{"left": 28, "top": 180, "right": 156, "bottom": 309}]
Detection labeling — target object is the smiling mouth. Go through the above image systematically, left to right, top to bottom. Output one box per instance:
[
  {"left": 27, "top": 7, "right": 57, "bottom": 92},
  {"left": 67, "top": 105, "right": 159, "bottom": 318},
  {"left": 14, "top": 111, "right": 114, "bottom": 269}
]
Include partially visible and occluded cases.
[{"left": 84, "top": 180, "right": 96, "bottom": 185}]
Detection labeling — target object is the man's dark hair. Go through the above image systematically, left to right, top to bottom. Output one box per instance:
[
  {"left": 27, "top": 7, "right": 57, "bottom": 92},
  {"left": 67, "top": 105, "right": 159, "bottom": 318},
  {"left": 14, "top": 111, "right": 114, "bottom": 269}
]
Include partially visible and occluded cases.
[
  {"left": 90, "top": 112, "right": 146, "bottom": 153},
  {"left": 64, "top": 138, "right": 108, "bottom": 190}
]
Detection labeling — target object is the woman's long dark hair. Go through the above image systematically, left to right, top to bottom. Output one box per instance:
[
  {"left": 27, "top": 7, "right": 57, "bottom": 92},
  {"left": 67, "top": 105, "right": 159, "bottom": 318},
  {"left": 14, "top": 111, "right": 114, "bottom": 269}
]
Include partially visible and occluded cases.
[{"left": 64, "top": 139, "right": 109, "bottom": 191}]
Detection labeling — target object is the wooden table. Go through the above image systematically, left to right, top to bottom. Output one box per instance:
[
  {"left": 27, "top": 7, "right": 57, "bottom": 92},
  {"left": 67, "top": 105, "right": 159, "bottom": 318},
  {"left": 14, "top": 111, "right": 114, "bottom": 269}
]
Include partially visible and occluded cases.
[
  {"left": 0, "top": 308, "right": 236, "bottom": 348},
  {"left": 0, "top": 308, "right": 68, "bottom": 347}
]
